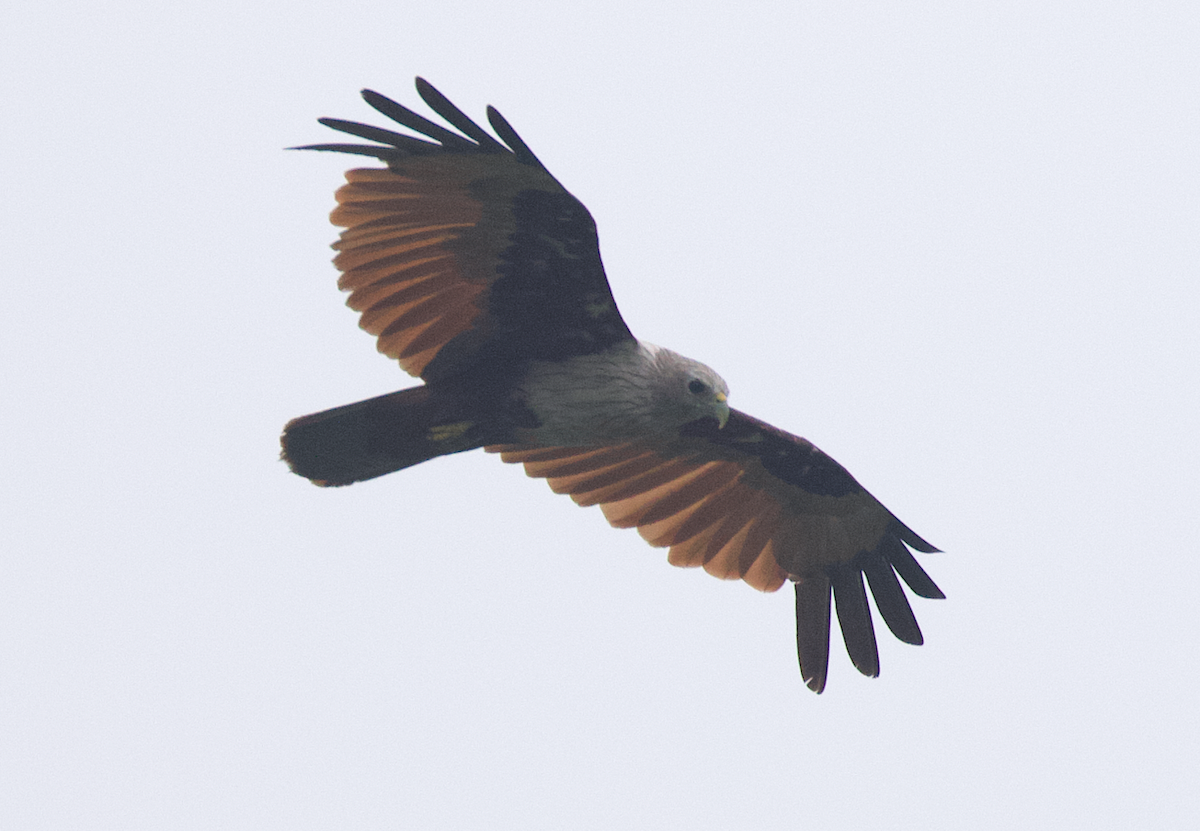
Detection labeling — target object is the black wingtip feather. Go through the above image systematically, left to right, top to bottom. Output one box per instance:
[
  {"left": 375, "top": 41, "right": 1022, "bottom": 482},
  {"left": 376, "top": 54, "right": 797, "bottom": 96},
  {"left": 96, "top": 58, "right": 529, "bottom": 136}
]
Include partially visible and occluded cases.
[
  {"left": 415, "top": 77, "right": 506, "bottom": 152},
  {"left": 301, "top": 80, "right": 553, "bottom": 175},
  {"left": 361, "top": 87, "right": 475, "bottom": 150},
  {"left": 487, "top": 105, "right": 547, "bottom": 170},
  {"left": 315, "top": 117, "right": 438, "bottom": 152},
  {"left": 290, "top": 143, "right": 402, "bottom": 160},
  {"left": 896, "top": 521, "right": 941, "bottom": 554},
  {"left": 882, "top": 534, "right": 946, "bottom": 599},
  {"left": 860, "top": 551, "right": 924, "bottom": 645},
  {"left": 831, "top": 567, "right": 881, "bottom": 678},
  {"left": 794, "top": 578, "right": 832, "bottom": 694}
]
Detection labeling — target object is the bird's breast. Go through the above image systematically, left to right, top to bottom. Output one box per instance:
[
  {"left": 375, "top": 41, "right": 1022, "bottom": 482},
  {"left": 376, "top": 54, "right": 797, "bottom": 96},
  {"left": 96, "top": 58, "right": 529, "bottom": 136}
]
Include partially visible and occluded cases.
[{"left": 513, "top": 343, "right": 665, "bottom": 446}]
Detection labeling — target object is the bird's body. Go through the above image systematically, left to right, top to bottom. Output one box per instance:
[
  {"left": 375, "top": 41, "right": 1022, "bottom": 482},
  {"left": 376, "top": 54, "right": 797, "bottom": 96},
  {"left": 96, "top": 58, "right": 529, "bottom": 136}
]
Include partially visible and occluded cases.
[
  {"left": 282, "top": 79, "right": 944, "bottom": 692},
  {"left": 284, "top": 340, "right": 728, "bottom": 479}
]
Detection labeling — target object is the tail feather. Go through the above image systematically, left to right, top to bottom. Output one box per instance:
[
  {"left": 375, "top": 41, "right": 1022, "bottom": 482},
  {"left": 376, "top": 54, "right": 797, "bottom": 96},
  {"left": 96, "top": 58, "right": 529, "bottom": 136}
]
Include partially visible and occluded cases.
[{"left": 281, "top": 386, "right": 491, "bottom": 486}]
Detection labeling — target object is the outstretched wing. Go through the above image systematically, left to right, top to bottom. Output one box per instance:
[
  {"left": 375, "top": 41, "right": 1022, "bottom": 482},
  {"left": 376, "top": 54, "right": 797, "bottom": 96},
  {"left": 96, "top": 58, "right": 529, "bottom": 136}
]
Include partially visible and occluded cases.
[
  {"left": 300, "top": 78, "right": 634, "bottom": 380},
  {"left": 487, "top": 409, "right": 942, "bottom": 693}
]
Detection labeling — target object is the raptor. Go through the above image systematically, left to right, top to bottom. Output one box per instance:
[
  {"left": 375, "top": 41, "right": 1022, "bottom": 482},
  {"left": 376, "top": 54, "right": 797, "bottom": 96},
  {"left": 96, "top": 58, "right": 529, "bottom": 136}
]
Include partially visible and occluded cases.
[{"left": 281, "top": 79, "right": 944, "bottom": 692}]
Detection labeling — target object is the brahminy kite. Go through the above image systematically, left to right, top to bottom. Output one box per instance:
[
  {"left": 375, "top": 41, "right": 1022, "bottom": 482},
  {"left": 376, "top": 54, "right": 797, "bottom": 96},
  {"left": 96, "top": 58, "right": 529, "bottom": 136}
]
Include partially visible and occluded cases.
[{"left": 281, "top": 78, "right": 944, "bottom": 692}]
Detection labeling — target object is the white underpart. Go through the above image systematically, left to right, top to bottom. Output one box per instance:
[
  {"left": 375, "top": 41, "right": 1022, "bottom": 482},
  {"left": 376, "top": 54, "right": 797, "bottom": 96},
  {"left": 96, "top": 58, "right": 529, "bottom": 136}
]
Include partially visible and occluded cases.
[{"left": 516, "top": 340, "right": 730, "bottom": 446}]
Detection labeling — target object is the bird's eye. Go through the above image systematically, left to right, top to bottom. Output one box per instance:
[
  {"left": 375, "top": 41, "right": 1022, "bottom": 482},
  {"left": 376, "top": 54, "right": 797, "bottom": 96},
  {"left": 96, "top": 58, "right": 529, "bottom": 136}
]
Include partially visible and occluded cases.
[{"left": 688, "top": 379, "right": 709, "bottom": 396}]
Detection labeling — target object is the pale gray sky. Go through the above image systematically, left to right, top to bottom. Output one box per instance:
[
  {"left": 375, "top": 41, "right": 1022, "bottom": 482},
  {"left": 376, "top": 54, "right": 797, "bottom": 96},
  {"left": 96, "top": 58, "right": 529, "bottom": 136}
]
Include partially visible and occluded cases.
[{"left": 3, "top": 2, "right": 1198, "bottom": 828}]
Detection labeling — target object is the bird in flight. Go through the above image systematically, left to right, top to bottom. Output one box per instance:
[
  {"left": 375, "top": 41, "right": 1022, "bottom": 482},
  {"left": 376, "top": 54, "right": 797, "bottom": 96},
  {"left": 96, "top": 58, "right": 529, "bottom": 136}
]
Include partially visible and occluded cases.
[{"left": 281, "top": 78, "right": 944, "bottom": 692}]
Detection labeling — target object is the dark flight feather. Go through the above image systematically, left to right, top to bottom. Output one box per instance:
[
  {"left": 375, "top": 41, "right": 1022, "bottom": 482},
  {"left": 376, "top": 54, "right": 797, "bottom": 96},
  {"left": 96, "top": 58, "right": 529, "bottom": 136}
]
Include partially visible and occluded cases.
[
  {"left": 413, "top": 77, "right": 508, "bottom": 152},
  {"left": 362, "top": 87, "right": 477, "bottom": 150},
  {"left": 831, "top": 566, "right": 881, "bottom": 678},
  {"left": 794, "top": 578, "right": 833, "bottom": 693}
]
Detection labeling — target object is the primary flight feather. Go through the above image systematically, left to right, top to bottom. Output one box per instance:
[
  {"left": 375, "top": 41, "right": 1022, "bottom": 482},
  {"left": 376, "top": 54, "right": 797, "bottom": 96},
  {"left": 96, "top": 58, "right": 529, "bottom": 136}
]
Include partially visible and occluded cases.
[{"left": 281, "top": 78, "right": 944, "bottom": 693}]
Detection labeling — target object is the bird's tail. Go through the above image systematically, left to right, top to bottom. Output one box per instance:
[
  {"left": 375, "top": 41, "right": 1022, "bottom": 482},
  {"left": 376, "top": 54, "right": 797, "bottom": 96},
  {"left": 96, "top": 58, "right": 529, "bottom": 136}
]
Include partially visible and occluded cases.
[{"left": 281, "top": 386, "right": 493, "bottom": 486}]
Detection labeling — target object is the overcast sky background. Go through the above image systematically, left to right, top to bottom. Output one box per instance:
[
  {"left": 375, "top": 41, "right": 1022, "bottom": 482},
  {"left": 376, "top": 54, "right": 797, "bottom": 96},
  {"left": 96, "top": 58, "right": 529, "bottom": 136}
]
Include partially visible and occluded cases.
[{"left": 3, "top": 2, "right": 1198, "bottom": 829}]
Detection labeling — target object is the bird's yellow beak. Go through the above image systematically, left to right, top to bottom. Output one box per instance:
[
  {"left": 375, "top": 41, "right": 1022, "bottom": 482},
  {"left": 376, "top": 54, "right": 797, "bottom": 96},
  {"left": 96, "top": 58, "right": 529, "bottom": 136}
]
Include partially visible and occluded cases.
[{"left": 715, "top": 392, "right": 730, "bottom": 428}]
